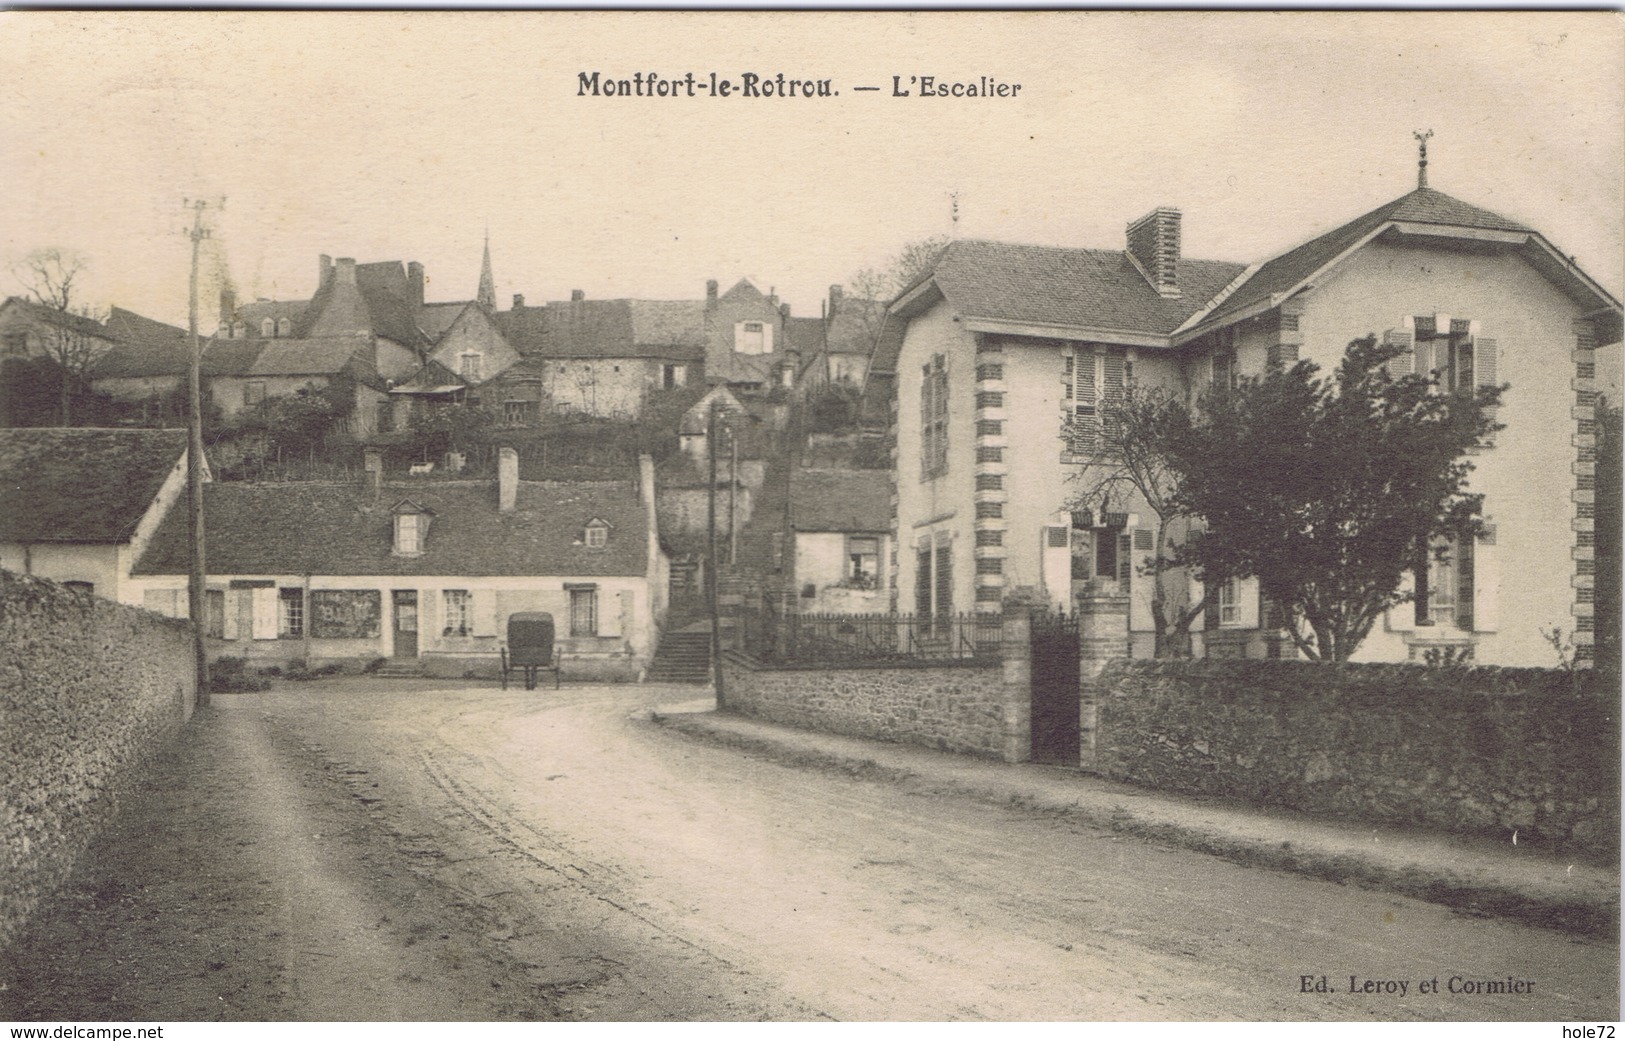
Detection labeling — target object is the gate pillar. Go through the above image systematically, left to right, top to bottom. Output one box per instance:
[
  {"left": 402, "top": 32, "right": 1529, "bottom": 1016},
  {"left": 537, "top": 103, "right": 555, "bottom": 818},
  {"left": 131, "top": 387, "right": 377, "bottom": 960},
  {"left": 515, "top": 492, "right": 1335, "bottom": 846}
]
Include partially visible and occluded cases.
[
  {"left": 1076, "top": 585, "right": 1130, "bottom": 771},
  {"left": 998, "top": 607, "right": 1032, "bottom": 764}
]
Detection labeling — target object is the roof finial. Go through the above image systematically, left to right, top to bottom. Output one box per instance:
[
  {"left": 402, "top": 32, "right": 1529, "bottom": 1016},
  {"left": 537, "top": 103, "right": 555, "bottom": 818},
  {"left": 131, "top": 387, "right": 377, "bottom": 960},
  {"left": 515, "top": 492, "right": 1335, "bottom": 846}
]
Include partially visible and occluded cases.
[
  {"left": 1413, "top": 129, "right": 1434, "bottom": 190},
  {"left": 949, "top": 191, "right": 960, "bottom": 239}
]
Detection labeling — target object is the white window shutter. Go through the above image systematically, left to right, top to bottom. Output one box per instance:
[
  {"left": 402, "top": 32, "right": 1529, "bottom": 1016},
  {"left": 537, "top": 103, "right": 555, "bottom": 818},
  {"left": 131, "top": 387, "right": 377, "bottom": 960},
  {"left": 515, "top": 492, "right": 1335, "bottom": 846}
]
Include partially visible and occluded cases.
[
  {"left": 1382, "top": 329, "right": 1414, "bottom": 376},
  {"left": 1473, "top": 529, "right": 1498, "bottom": 632},
  {"left": 1388, "top": 570, "right": 1417, "bottom": 632},
  {"left": 1237, "top": 577, "right": 1261, "bottom": 630},
  {"left": 252, "top": 587, "right": 279, "bottom": 640},
  {"left": 420, "top": 588, "right": 439, "bottom": 638},
  {"left": 472, "top": 589, "right": 498, "bottom": 637},
  {"left": 599, "top": 589, "right": 624, "bottom": 637}
]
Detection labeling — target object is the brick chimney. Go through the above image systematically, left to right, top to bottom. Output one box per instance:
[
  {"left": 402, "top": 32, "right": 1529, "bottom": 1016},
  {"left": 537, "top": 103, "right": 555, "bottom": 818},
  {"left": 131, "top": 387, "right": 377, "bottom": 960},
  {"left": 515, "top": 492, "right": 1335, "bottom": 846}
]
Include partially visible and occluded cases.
[
  {"left": 1126, "top": 207, "right": 1182, "bottom": 298},
  {"left": 319, "top": 254, "right": 333, "bottom": 287},
  {"left": 335, "top": 257, "right": 357, "bottom": 286},
  {"left": 407, "top": 262, "right": 425, "bottom": 309},
  {"left": 706, "top": 279, "right": 718, "bottom": 308},
  {"left": 828, "top": 283, "right": 843, "bottom": 316},
  {"left": 219, "top": 285, "right": 236, "bottom": 327},
  {"left": 570, "top": 289, "right": 585, "bottom": 302},
  {"left": 512, "top": 293, "right": 525, "bottom": 310},
  {"left": 498, "top": 446, "right": 519, "bottom": 512}
]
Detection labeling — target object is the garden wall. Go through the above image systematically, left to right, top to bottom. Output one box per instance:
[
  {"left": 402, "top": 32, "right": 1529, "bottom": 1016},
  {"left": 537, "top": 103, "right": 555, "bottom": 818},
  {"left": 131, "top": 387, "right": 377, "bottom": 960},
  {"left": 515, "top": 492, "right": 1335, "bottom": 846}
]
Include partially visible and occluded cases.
[
  {"left": 0, "top": 570, "right": 196, "bottom": 949},
  {"left": 721, "top": 651, "right": 1025, "bottom": 761},
  {"left": 1091, "top": 659, "right": 1618, "bottom": 857}
]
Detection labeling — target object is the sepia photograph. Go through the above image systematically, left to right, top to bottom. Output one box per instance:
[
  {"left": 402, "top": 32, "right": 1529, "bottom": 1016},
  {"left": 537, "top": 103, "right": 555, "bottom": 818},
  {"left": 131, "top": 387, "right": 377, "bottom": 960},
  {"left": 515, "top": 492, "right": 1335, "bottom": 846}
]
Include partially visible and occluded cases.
[{"left": 0, "top": 10, "right": 1620, "bottom": 1026}]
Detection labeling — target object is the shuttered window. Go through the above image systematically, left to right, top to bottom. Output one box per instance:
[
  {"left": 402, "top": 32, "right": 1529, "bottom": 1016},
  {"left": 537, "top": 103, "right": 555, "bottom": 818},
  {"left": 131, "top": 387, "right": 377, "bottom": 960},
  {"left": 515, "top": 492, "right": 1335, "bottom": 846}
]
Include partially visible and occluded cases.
[{"left": 920, "top": 354, "right": 949, "bottom": 479}]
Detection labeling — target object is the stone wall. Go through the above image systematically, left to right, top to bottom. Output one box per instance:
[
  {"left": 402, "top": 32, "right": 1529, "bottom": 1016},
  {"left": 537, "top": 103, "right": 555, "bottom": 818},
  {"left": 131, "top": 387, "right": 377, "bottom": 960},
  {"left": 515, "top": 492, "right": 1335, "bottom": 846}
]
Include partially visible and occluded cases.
[
  {"left": 0, "top": 570, "right": 197, "bottom": 949},
  {"left": 721, "top": 652, "right": 1021, "bottom": 761},
  {"left": 1091, "top": 659, "right": 1618, "bottom": 857}
]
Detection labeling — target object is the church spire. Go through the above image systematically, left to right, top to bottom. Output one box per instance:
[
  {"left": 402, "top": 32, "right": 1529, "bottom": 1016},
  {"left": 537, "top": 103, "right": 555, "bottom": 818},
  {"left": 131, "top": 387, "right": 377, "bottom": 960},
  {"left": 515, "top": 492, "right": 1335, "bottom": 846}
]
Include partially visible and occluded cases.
[{"left": 477, "top": 229, "right": 496, "bottom": 311}]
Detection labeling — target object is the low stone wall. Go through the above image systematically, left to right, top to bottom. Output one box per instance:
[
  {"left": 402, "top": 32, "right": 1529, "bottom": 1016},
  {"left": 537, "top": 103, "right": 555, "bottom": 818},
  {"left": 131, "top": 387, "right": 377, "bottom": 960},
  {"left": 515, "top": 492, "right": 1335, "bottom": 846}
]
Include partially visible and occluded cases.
[
  {"left": 0, "top": 570, "right": 196, "bottom": 949},
  {"left": 721, "top": 652, "right": 1021, "bottom": 761},
  {"left": 1092, "top": 659, "right": 1619, "bottom": 857}
]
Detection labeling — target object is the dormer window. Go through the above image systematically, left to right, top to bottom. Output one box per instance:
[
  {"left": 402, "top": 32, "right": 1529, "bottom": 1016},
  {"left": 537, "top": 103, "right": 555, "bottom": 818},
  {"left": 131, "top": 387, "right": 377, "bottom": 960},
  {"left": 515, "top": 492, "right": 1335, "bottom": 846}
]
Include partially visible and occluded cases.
[
  {"left": 261, "top": 317, "right": 275, "bottom": 338},
  {"left": 278, "top": 317, "right": 292, "bottom": 337},
  {"left": 232, "top": 322, "right": 245, "bottom": 339},
  {"left": 391, "top": 499, "right": 435, "bottom": 556},
  {"left": 584, "top": 519, "right": 610, "bottom": 548}
]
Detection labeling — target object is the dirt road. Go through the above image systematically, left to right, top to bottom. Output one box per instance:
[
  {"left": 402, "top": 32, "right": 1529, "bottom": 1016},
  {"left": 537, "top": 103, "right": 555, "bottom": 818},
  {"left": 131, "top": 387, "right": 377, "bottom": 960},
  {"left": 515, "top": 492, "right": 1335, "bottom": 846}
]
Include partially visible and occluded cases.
[{"left": 1, "top": 681, "right": 1615, "bottom": 1021}]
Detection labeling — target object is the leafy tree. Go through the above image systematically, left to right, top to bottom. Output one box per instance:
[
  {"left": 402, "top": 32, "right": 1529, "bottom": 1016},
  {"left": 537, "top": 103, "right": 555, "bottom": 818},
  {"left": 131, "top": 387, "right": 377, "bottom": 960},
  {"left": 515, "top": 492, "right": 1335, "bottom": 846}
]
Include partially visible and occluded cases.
[
  {"left": 9, "top": 248, "right": 110, "bottom": 425},
  {"left": 1164, "top": 336, "right": 1504, "bottom": 662},
  {"left": 1067, "top": 384, "right": 1206, "bottom": 657}
]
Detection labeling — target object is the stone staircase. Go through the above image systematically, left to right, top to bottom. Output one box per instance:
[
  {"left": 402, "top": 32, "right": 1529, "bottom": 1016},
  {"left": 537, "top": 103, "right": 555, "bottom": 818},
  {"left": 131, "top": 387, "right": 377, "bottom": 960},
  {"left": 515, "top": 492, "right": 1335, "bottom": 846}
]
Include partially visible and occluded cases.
[
  {"left": 646, "top": 628, "right": 712, "bottom": 684},
  {"left": 374, "top": 659, "right": 427, "bottom": 679}
]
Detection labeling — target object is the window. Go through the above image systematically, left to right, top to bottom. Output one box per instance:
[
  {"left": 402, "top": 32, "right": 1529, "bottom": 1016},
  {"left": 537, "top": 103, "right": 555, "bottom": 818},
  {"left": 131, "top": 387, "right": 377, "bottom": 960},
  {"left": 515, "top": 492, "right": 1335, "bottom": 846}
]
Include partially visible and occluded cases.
[
  {"left": 261, "top": 317, "right": 275, "bottom": 338},
  {"left": 277, "top": 317, "right": 292, "bottom": 337},
  {"left": 735, "top": 321, "right": 767, "bottom": 354},
  {"left": 231, "top": 322, "right": 245, "bottom": 339},
  {"left": 2, "top": 332, "right": 27, "bottom": 356},
  {"left": 1066, "top": 349, "right": 1126, "bottom": 454},
  {"left": 461, "top": 352, "right": 483, "bottom": 382},
  {"left": 920, "top": 354, "right": 948, "bottom": 479},
  {"left": 663, "top": 363, "right": 686, "bottom": 389},
  {"left": 244, "top": 380, "right": 266, "bottom": 406},
  {"left": 504, "top": 400, "right": 533, "bottom": 425},
  {"left": 377, "top": 402, "right": 394, "bottom": 433},
  {"left": 396, "top": 513, "right": 421, "bottom": 555},
  {"left": 585, "top": 522, "right": 609, "bottom": 548},
  {"left": 1417, "top": 535, "right": 1474, "bottom": 629},
  {"left": 847, "top": 536, "right": 880, "bottom": 588},
  {"left": 934, "top": 536, "right": 954, "bottom": 628},
  {"left": 915, "top": 544, "right": 933, "bottom": 618},
  {"left": 1218, "top": 579, "right": 1238, "bottom": 625},
  {"left": 570, "top": 587, "right": 598, "bottom": 636},
  {"left": 279, "top": 588, "right": 304, "bottom": 638},
  {"left": 443, "top": 589, "right": 471, "bottom": 635}
]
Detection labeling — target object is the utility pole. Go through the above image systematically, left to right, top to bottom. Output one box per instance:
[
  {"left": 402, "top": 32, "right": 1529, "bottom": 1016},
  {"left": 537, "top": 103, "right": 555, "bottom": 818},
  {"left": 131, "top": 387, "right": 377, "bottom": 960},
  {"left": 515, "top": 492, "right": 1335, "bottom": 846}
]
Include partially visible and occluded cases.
[
  {"left": 184, "top": 198, "right": 215, "bottom": 706},
  {"left": 707, "top": 401, "right": 727, "bottom": 706},
  {"left": 728, "top": 429, "right": 739, "bottom": 565}
]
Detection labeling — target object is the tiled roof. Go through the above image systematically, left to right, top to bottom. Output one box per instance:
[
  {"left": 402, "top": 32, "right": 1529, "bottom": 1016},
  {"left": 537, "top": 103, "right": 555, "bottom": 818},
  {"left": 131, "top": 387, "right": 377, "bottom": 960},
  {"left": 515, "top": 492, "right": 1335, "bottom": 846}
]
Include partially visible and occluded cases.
[
  {"left": 1201, "top": 187, "right": 1532, "bottom": 326},
  {"left": 930, "top": 239, "right": 1246, "bottom": 336},
  {"left": 356, "top": 266, "right": 430, "bottom": 348},
  {"left": 0, "top": 296, "right": 116, "bottom": 342},
  {"left": 234, "top": 299, "right": 308, "bottom": 331},
  {"left": 493, "top": 300, "right": 706, "bottom": 360},
  {"left": 417, "top": 302, "right": 469, "bottom": 341},
  {"left": 93, "top": 307, "right": 191, "bottom": 378},
  {"left": 786, "top": 316, "right": 825, "bottom": 354},
  {"left": 199, "top": 337, "right": 269, "bottom": 377},
  {"left": 246, "top": 338, "right": 369, "bottom": 377},
  {"left": 392, "top": 359, "right": 465, "bottom": 393},
  {"left": 0, "top": 428, "right": 186, "bottom": 543},
  {"left": 789, "top": 468, "right": 891, "bottom": 532},
  {"left": 133, "top": 478, "right": 649, "bottom": 578}
]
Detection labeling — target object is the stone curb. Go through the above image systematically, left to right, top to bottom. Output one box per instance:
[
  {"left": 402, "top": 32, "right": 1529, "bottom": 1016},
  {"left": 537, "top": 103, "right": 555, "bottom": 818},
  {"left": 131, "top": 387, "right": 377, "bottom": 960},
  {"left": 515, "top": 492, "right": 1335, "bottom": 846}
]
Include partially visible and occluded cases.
[{"left": 650, "top": 709, "right": 1619, "bottom": 939}]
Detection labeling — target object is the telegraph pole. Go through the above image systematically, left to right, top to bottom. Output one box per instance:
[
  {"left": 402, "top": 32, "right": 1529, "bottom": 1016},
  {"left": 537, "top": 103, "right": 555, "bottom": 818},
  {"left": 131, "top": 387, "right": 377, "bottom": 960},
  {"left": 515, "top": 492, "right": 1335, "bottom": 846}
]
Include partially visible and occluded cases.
[
  {"left": 185, "top": 198, "right": 214, "bottom": 706},
  {"left": 707, "top": 401, "right": 727, "bottom": 706}
]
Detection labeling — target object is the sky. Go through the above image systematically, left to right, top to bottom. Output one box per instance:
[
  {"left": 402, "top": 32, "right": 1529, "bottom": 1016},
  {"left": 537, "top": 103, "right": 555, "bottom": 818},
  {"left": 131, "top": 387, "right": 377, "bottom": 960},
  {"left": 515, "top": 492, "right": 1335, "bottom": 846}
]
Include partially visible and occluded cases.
[{"left": 0, "top": 11, "right": 1620, "bottom": 329}]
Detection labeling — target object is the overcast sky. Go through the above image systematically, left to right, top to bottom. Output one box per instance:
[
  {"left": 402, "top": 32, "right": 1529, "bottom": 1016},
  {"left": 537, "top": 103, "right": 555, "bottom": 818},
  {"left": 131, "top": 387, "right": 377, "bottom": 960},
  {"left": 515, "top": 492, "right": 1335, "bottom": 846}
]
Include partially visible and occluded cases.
[{"left": 1, "top": 11, "right": 1620, "bottom": 329}]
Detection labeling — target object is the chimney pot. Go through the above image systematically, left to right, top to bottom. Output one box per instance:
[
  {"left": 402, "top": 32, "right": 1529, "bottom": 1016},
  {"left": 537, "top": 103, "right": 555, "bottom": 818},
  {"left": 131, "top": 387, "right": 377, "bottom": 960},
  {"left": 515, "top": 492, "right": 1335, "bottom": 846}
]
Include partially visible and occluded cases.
[
  {"left": 319, "top": 254, "right": 333, "bottom": 286},
  {"left": 706, "top": 279, "right": 719, "bottom": 306},
  {"left": 570, "top": 289, "right": 585, "bottom": 302},
  {"left": 512, "top": 293, "right": 525, "bottom": 309},
  {"left": 779, "top": 302, "right": 790, "bottom": 321},
  {"left": 498, "top": 446, "right": 519, "bottom": 512}
]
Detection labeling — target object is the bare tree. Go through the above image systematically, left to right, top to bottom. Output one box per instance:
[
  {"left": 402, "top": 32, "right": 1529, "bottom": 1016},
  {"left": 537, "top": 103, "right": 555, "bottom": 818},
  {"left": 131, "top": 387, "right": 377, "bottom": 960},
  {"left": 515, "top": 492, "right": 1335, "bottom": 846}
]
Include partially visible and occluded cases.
[
  {"left": 844, "top": 234, "right": 951, "bottom": 352},
  {"left": 11, "top": 248, "right": 109, "bottom": 425}
]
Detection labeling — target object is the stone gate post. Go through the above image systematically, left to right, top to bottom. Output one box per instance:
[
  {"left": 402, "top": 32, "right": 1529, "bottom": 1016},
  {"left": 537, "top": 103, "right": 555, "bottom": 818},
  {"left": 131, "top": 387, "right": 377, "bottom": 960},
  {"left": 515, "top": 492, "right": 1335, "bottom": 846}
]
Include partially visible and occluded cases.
[
  {"left": 1075, "top": 585, "right": 1130, "bottom": 771},
  {"left": 998, "top": 606, "right": 1032, "bottom": 764}
]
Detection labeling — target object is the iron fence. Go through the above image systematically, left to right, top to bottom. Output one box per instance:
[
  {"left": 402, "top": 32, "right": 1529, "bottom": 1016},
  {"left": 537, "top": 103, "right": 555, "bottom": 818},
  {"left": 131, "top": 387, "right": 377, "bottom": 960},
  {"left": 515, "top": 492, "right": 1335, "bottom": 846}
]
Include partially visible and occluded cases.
[{"left": 739, "top": 603, "right": 1003, "bottom": 665}]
